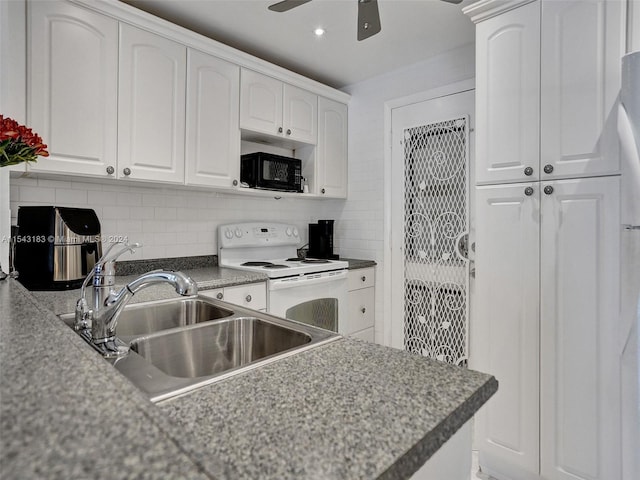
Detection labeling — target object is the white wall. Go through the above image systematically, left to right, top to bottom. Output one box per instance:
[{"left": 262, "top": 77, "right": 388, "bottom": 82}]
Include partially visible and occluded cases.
[
  {"left": 336, "top": 43, "right": 476, "bottom": 345},
  {"left": 10, "top": 177, "right": 338, "bottom": 260}
]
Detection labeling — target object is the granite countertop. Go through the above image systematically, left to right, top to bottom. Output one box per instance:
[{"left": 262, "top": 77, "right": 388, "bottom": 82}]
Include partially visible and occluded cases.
[
  {"left": 343, "top": 258, "right": 377, "bottom": 270},
  {"left": 0, "top": 267, "right": 496, "bottom": 480}
]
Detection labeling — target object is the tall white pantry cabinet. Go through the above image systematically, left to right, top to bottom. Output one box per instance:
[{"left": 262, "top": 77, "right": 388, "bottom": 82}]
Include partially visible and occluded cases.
[{"left": 465, "top": 1, "right": 625, "bottom": 480}]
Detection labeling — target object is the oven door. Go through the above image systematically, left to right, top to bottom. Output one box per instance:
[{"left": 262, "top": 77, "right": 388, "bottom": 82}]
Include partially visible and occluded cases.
[{"left": 268, "top": 270, "right": 347, "bottom": 333}]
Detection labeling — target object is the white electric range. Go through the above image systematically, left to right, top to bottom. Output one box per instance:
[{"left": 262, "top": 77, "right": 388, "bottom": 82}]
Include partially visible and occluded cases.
[{"left": 218, "top": 222, "right": 348, "bottom": 332}]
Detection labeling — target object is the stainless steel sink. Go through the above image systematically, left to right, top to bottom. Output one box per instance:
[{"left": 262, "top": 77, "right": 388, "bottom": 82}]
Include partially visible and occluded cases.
[
  {"left": 60, "top": 295, "right": 339, "bottom": 402},
  {"left": 130, "top": 317, "right": 312, "bottom": 378}
]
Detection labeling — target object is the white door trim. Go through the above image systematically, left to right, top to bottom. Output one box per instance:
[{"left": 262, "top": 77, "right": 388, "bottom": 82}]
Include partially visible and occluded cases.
[{"left": 382, "top": 78, "right": 475, "bottom": 347}]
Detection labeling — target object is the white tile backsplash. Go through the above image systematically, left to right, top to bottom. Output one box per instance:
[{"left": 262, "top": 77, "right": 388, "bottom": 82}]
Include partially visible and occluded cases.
[{"left": 11, "top": 178, "right": 340, "bottom": 260}]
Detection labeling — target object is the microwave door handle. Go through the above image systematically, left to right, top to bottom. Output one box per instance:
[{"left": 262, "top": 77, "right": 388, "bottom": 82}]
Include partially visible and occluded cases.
[{"left": 270, "top": 271, "right": 347, "bottom": 291}]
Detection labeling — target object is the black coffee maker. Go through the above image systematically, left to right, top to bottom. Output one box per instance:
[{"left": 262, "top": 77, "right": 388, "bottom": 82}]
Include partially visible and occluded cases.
[{"left": 308, "top": 220, "right": 339, "bottom": 259}]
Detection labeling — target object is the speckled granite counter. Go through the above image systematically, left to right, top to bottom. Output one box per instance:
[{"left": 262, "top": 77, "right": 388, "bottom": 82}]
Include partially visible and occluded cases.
[
  {"left": 344, "top": 258, "right": 377, "bottom": 270},
  {"left": 1, "top": 273, "right": 496, "bottom": 480}
]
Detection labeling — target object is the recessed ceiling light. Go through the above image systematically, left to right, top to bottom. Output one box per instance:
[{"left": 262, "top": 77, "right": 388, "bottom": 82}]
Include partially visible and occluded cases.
[{"left": 314, "top": 27, "right": 325, "bottom": 37}]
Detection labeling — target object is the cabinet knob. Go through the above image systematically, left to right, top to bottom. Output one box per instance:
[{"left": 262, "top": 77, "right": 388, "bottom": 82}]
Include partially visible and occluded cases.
[
  {"left": 278, "top": 127, "right": 283, "bottom": 133},
  {"left": 286, "top": 129, "right": 291, "bottom": 135},
  {"left": 543, "top": 164, "right": 554, "bottom": 174},
  {"left": 106, "top": 166, "right": 115, "bottom": 175},
  {"left": 524, "top": 166, "right": 534, "bottom": 176},
  {"left": 123, "top": 167, "right": 131, "bottom": 176},
  {"left": 232, "top": 179, "right": 238, "bottom": 186},
  {"left": 544, "top": 185, "right": 554, "bottom": 195},
  {"left": 524, "top": 186, "right": 534, "bottom": 196},
  {"left": 321, "top": 188, "right": 326, "bottom": 194},
  {"left": 361, "top": 276, "right": 366, "bottom": 282},
  {"left": 216, "top": 292, "right": 223, "bottom": 300},
  {"left": 245, "top": 294, "right": 252, "bottom": 303},
  {"left": 361, "top": 307, "right": 366, "bottom": 314}
]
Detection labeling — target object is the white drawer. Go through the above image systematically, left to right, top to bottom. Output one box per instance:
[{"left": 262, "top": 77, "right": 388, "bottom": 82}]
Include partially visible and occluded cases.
[
  {"left": 348, "top": 267, "right": 375, "bottom": 291},
  {"left": 223, "top": 282, "right": 267, "bottom": 310},
  {"left": 199, "top": 283, "right": 267, "bottom": 311},
  {"left": 343, "top": 287, "right": 375, "bottom": 335}
]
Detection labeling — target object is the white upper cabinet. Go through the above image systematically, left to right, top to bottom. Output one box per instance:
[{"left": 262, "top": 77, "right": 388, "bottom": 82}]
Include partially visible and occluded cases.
[
  {"left": 474, "top": 0, "right": 624, "bottom": 185},
  {"left": 540, "top": 0, "right": 623, "bottom": 180},
  {"left": 28, "top": 1, "right": 118, "bottom": 176},
  {"left": 475, "top": 1, "right": 541, "bottom": 185},
  {"left": 118, "top": 24, "right": 186, "bottom": 184},
  {"left": 185, "top": 49, "right": 240, "bottom": 189},
  {"left": 240, "top": 69, "right": 318, "bottom": 144},
  {"left": 316, "top": 97, "right": 348, "bottom": 198}
]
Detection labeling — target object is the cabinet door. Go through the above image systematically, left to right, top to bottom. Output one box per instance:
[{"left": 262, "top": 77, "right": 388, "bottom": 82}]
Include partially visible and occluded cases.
[
  {"left": 540, "top": 0, "right": 623, "bottom": 179},
  {"left": 28, "top": 1, "right": 118, "bottom": 176},
  {"left": 475, "top": 1, "right": 540, "bottom": 185},
  {"left": 118, "top": 24, "right": 186, "bottom": 183},
  {"left": 185, "top": 49, "right": 240, "bottom": 188},
  {"left": 240, "top": 69, "right": 283, "bottom": 138},
  {"left": 283, "top": 84, "right": 317, "bottom": 144},
  {"left": 316, "top": 97, "right": 348, "bottom": 198},
  {"left": 540, "top": 176, "right": 620, "bottom": 480},
  {"left": 473, "top": 183, "right": 540, "bottom": 477},
  {"left": 223, "top": 283, "right": 267, "bottom": 311},
  {"left": 345, "top": 287, "right": 375, "bottom": 336}
]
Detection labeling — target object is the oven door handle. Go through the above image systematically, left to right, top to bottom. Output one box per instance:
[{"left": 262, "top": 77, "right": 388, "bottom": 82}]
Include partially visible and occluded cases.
[{"left": 270, "top": 270, "right": 347, "bottom": 291}]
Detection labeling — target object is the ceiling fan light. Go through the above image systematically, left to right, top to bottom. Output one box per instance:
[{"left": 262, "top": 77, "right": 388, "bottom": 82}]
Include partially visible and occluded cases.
[{"left": 314, "top": 27, "right": 325, "bottom": 36}]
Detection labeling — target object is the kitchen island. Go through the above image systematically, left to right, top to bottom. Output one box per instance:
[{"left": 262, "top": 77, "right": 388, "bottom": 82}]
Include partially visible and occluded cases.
[{"left": 0, "top": 270, "right": 496, "bottom": 480}]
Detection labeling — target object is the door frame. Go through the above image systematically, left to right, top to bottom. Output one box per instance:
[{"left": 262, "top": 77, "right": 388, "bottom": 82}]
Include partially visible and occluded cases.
[{"left": 382, "top": 79, "right": 475, "bottom": 348}]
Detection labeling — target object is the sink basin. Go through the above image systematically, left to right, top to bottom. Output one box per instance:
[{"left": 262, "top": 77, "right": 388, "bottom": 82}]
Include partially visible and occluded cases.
[
  {"left": 60, "top": 295, "right": 339, "bottom": 402},
  {"left": 60, "top": 297, "right": 234, "bottom": 337},
  {"left": 131, "top": 317, "right": 312, "bottom": 378}
]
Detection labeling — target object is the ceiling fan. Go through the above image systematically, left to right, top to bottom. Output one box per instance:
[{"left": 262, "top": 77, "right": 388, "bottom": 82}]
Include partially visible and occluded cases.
[{"left": 268, "top": 0, "right": 464, "bottom": 41}]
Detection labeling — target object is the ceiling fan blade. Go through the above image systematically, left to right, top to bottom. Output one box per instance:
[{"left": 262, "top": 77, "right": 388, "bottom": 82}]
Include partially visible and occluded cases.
[
  {"left": 268, "top": 0, "right": 312, "bottom": 13},
  {"left": 357, "top": 0, "right": 381, "bottom": 41},
  {"left": 440, "top": 0, "right": 464, "bottom": 4}
]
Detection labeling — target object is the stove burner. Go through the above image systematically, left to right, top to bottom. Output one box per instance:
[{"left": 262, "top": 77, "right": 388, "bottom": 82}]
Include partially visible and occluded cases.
[
  {"left": 285, "top": 258, "right": 302, "bottom": 262},
  {"left": 302, "top": 259, "right": 331, "bottom": 264},
  {"left": 241, "top": 261, "right": 273, "bottom": 267},
  {"left": 263, "top": 264, "right": 290, "bottom": 269}
]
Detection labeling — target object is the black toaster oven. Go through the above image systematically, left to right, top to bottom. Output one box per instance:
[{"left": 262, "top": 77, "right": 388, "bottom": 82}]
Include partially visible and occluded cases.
[{"left": 240, "top": 152, "right": 302, "bottom": 192}]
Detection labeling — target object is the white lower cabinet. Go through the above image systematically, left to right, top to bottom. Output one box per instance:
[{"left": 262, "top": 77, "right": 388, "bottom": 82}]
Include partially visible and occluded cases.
[
  {"left": 473, "top": 176, "right": 621, "bottom": 480},
  {"left": 344, "top": 267, "right": 375, "bottom": 339},
  {"left": 200, "top": 282, "right": 267, "bottom": 312}
]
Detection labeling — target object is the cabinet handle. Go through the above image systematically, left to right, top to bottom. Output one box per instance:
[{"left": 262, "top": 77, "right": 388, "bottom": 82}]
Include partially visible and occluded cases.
[
  {"left": 278, "top": 127, "right": 283, "bottom": 133},
  {"left": 286, "top": 129, "right": 291, "bottom": 135},
  {"left": 543, "top": 164, "right": 554, "bottom": 174},
  {"left": 106, "top": 166, "right": 115, "bottom": 175},
  {"left": 524, "top": 166, "right": 534, "bottom": 176},
  {"left": 123, "top": 167, "right": 131, "bottom": 176},
  {"left": 232, "top": 179, "right": 238, "bottom": 186},
  {"left": 544, "top": 185, "right": 554, "bottom": 195},
  {"left": 524, "top": 186, "right": 534, "bottom": 196},
  {"left": 321, "top": 188, "right": 326, "bottom": 194},
  {"left": 361, "top": 276, "right": 366, "bottom": 282},
  {"left": 216, "top": 292, "right": 223, "bottom": 300},
  {"left": 245, "top": 295, "right": 252, "bottom": 303},
  {"left": 361, "top": 307, "right": 366, "bottom": 314}
]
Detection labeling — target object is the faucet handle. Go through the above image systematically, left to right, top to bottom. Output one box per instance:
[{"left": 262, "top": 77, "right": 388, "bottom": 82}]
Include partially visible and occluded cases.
[
  {"left": 95, "top": 241, "right": 142, "bottom": 277},
  {"left": 74, "top": 297, "right": 91, "bottom": 331}
]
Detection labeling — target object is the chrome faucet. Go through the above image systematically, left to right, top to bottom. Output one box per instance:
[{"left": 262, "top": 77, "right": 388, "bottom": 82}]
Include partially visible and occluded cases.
[{"left": 75, "top": 241, "right": 198, "bottom": 358}]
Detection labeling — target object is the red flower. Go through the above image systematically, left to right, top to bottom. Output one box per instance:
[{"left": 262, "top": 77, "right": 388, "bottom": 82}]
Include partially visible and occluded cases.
[{"left": 0, "top": 115, "right": 49, "bottom": 166}]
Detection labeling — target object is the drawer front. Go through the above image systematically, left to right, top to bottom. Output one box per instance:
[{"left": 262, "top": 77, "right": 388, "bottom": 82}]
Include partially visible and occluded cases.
[
  {"left": 348, "top": 267, "right": 375, "bottom": 290},
  {"left": 223, "top": 282, "right": 267, "bottom": 310},
  {"left": 343, "top": 287, "right": 374, "bottom": 335},
  {"left": 199, "top": 288, "right": 224, "bottom": 301},
  {"left": 349, "top": 327, "right": 375, "bottom": 343}
]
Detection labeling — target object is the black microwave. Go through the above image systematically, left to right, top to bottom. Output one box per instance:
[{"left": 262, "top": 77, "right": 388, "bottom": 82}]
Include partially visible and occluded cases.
[{"left": 240, "top": 152, "right": 302, "bottom": 192}]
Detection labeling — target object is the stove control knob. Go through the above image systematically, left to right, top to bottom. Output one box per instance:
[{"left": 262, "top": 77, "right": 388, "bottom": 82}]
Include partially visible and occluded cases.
[
  {"left": 285, "top": 227, "right": 292, "bottom": 236},
  {"left": 292, "top": 227, "right": 299, "bottom": 237},
  {"left": 235, "top": 228, "right": 243, "bottom": 238},
  {"left": 225, "top": 229, "right": 233, "bottom": 239}
]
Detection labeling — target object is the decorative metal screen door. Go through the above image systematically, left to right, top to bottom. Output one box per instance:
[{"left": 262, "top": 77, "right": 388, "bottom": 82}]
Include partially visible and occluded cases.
[{"left": 390, "top": 90, "right": 474, "bottom": 367}]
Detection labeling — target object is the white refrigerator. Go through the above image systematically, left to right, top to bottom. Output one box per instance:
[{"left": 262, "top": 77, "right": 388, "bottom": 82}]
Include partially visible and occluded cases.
[{"left": 618, "top": 50, "right": 640, "bottom": 480}]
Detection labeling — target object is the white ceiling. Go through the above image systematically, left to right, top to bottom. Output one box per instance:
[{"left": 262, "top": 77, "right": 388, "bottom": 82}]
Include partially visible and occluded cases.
[{"left": 121, "top": 0, "right": 476, "bottom": 89}]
